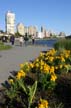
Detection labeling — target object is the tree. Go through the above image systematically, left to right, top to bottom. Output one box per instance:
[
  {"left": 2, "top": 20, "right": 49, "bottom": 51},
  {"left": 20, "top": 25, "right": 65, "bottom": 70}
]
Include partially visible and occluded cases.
[{"left": 15, "top": 32, "right": 21, "bottom": 37}]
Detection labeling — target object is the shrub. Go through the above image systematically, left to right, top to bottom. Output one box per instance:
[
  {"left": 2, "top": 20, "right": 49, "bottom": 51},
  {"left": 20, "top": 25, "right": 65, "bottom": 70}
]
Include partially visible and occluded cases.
[{"left": 54, "top": 39, "right": 71, "bottom": 50}]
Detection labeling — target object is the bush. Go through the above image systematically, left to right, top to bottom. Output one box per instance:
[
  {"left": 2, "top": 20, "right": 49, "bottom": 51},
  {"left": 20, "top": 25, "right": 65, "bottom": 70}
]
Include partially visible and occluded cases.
[
  {"left": 54, "top": 39, "right": 71, "bottom": 50},
  {"left": 55, "top": 73, "right": 71, "bottom": 108}
]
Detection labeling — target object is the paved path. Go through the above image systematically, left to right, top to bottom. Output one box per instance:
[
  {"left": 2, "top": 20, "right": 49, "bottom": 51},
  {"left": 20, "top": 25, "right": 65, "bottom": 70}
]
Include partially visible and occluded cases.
[{"left": 0, "top": 43, "right": 52, "bottom": 87}]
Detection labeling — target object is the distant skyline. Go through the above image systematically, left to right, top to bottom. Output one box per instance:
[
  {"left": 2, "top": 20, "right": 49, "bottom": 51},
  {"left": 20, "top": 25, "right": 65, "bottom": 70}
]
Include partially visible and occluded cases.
[{"left": 0, "top": 0, "right": 71, "bottom": 35}]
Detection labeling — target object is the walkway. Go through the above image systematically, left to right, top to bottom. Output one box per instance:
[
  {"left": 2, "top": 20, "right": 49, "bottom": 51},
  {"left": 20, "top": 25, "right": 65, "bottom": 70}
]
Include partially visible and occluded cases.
[{"left": 0, "top": 44, "right": 52, "bottom": 87}]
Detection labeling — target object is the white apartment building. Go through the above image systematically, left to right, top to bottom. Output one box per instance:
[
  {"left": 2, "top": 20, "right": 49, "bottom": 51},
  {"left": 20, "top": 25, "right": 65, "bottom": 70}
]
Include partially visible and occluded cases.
[
  {"left": 5, "top": 11, "right": 15, "bottom": 34},
  {"left": 17, "top": 23, "right": 25, "bottom": 36},
  {"left": 28, "top": 26, "right": 37, "bottom": 37}
]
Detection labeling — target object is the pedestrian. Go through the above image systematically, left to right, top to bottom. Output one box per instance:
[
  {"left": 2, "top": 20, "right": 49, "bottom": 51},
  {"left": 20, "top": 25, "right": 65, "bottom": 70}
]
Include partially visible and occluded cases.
[
  {"left": 24, "top": 33, "right": 29, "bottom": 46},
  {"left": 32, "top": 34, "right": 35, "bottom": 44},
  {"left": 10, "top": 35, "right": 15, "bottom": 45},
  {"left": 1, "top": 36, "right": 8, "bottom": 42},
  {"left": 19, "top": 36, "right": 24, "bottom": 46}
]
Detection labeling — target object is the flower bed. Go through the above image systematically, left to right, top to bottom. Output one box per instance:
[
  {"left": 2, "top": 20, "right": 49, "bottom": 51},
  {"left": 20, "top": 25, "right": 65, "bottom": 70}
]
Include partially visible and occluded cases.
[{"left": 1, "top": 48, "right": 71, "bottom": 108}]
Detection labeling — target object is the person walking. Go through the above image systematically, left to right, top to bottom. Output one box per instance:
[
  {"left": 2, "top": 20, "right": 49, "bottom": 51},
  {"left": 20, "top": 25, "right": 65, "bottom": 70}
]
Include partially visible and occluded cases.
[
  {"left": 24, "top": 33, "right": 29, "bottom": 46},
  {"left": 32, "top": 34, "right": 35, "bottom": 44},
  {"left": 10, "top": 35, "right": 15, "bottom": 45},
  {"left": 19, "top": 36, "right": 24, "bottom": 46}
]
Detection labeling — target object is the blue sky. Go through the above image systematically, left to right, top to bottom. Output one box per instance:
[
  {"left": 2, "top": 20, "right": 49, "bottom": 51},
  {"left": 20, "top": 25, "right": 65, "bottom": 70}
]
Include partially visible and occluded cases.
[{"left": 0, "top": 0, "right": 71, "bottom": 35}]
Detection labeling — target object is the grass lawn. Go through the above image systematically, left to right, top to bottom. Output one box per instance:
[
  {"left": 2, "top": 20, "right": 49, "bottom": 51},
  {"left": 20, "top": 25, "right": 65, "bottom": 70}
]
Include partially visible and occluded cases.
[{"left": 0, "top": 42, "right": 12, "bottom": 50}]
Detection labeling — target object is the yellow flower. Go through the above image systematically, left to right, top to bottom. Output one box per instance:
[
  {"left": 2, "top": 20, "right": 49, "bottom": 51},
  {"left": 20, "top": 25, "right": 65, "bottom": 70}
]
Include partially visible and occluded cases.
[
  {"left": 48, "top": 49, "right": 56, "bottom": 56},
  {"left": 40, "top": 52, "right": 44, "bottom": 57},
  {"left": 65, "top": 54, "right": 69, "bottom": 58},
  {"left": 49, "top": 56, "right": 54, "bottom": 62},
  {"left": 55, "top": 56, "right": 60, "bottom": 59},
  {"left": 60, "top": 56, "right": 65, "bottom": 62},
  {"left": 45, "top": 57, "right": 48, "bottom": 60},
  {"left": 35, "top": 58, "right": 39, "bottom": 62},
  {"left": 40, "top": 60, "right": 44, "bottom": 66},
  {"left": 25, "top": 62, "right": 28, "bottom": 65},
  {"left": 20, "top": 63, "right": 24, "bottom": 68},
  {"left": 29, "top": 63, "right": 34, "bottom": 68},
  {"left": 35, "top": 63, "right": 39, "bottom": 67},
  {"left": 43, "top": 64, "right": 50, "bottom": 74},
  {"left": 59, "top": 64, "right": 63, "bottom": 69},
  {"left": 64, "top": 64, "right": 69, "bottom": 68},
  {"left": 40, "top": 66, "right": 43, "bottom": 71},
  {"left": 50, "top": 66, "right": 55, "bottom": 74},
  {"left": 55, "top": 66, "right": 58, "bottom": 70},
  {"left": 20, "top": 69, "right": 24, "bottom": 73},
  {"left": 16, "top": 70, "right": 26, "bottom": 79},
  {"left": 51, "top": 74, "right": 57, "bottom": 81},
  {"left": 8, "top": 79, "right": 14, "bottom": 84},
  {"left": 38, "top": 99, "right": 48, "bottom": 108},
  {"left": 38, "top": 104, "right": 44, "bottom": 108}
]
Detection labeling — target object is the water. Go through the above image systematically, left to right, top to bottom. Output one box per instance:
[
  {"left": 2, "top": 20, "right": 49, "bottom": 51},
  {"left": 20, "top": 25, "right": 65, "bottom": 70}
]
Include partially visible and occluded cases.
[
  {"left": 4, "top": 38, "right": 57, "bottom": 48},
  {"left": 34, "top": 39, "right": 57, "bottom": 47}
]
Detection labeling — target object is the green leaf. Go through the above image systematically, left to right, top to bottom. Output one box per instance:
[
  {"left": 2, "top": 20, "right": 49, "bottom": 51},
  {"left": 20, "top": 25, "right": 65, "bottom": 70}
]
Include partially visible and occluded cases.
[
  {"left": 17, "top": 79, "right": 27, "bottom": 94},
  {"left": 28, "top": 81, "right": 37, "bottom": 107}
]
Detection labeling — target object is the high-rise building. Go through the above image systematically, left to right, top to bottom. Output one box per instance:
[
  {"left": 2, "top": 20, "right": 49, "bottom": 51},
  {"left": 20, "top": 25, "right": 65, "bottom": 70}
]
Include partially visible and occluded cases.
[
  {"left": 5, "top": 11, "right": 15, "bottom": 34},
  {"left": 17, "top": 23, "right": 25, "bottom": 36},
  {"left": 28, "top": 26, "right": 37, "bottom": 37},
  {"left": 41, "top": 26, "right": 46, "bottom": 37},
  {"left": 59, "top": 32, "right": 66, "bottom": 37}
]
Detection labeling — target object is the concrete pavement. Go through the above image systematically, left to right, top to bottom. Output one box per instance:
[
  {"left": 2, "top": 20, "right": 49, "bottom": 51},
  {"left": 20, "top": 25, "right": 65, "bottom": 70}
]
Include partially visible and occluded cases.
[{"left": 0, "top": 44, "right": 52, "bottom": 87}]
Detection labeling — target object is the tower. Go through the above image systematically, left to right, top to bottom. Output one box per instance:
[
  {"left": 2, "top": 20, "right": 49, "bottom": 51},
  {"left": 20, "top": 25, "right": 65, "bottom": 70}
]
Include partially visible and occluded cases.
[{"left": 5, "top": 11, "right": 15, "bottom": 34}]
